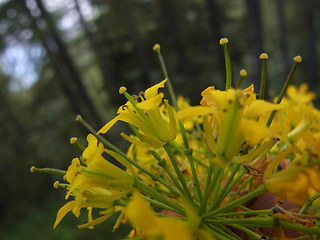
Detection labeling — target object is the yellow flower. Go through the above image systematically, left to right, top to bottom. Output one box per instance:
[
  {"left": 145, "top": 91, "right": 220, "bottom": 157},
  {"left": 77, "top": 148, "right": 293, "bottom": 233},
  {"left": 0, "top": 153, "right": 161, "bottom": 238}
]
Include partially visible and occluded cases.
[
  {"left": 98, "top": 80, "right": 177, "bottom": 148},
  {"left": 200, "top": 85, "right": 283, "bottom": 166},
  {"left": 53, "top": 134, "right": 134, "bottom": 229},
  {"left": 264, "top": 151, "right": 320, "bottom": 206},
  {"left": 126, "top": 192, "right": 213, "bottom": 240}
]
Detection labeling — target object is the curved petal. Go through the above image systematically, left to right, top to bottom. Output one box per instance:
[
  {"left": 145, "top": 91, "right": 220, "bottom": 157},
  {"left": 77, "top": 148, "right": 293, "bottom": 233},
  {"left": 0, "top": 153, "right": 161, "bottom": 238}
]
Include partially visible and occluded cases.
[
  {"left": 144, "top": 79, "right": 167, "bottom": 99},
  {"left": 137, "top": 93, "right": 164, "bottom": 110},
  {"left": 177, "top": 106, "right": 213, "bottom": 122},
  {"left": 53, "top": 201, "right": 77, "bottom": 229}
]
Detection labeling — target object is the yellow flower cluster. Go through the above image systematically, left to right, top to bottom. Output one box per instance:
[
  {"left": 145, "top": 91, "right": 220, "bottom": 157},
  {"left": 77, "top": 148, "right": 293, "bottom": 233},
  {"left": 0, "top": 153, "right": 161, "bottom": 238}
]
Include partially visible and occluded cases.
[{"left": 32, "top": 39, "right": 320, "bottom": 239}]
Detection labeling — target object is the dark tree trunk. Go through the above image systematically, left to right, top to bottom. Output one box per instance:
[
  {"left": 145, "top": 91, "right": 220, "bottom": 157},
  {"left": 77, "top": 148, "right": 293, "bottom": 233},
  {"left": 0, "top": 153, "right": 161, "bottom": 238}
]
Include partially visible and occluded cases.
[
  {"left": 21, "top": 0, "right": 84, "bottom": 117},
  {"left": 34, "top": 0, "right": 103, "bottom": 128},
  {"left": 74, "top": 0, "right": 121, "bottom": 104},
  {"left": 159, "top": 0, "right": 192, "bottom": 82},
  {"left": 205, "top": 0, "right": 226, "bottom": 85},
  {"left": 245, "top": 0, "right": 264, "bottom": 88},
  {"left": 275, "top": 0, "right": 290, "bottom": 81},
  {"left": 307, "top": 0, "right": 317, "bottom": 88}
]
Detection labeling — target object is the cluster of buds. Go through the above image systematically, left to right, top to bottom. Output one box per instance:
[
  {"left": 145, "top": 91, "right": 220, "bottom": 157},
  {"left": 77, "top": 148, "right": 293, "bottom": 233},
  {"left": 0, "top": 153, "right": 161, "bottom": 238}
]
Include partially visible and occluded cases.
[{"left": 31, "top": 38, "right": 320, "bottom": 239}]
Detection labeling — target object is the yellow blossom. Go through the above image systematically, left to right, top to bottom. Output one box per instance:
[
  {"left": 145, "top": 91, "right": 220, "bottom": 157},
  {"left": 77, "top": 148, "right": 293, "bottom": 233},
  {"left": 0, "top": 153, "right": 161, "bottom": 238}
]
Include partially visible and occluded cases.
[
  {"left": 98, "top": 80, "right": 177, "bottom": 148},
  {"left": 53, "top": 134, "right": 134, "bottom": 229},
  {"left": 126, "top": 192, "right": 213, "bottom": 240}
]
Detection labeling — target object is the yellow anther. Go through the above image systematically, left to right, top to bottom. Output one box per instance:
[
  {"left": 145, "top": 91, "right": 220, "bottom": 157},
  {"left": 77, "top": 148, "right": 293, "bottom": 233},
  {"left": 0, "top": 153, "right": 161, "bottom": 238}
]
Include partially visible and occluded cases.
[
  {"left": 219, "top": 38, "right": 229, "bottom": 45},
  {"left": 153, "top": 44, "right": 160, "bottom": 52},
  {"left": 259, "top": 53, "right": 269, "bottom": 60},
  {"left": 294, "top": 55, "right": 302, "bottom": 63},
  {"left": 240, "top": 69, "right": 247, "bottom": 76},
  {"left": 119, "top": 86, "right": 127, "bottom": 94},
  {"left": 75, "top": 115, "right": 82, "bottom": 122},
  {"left": 70, "top": 137, "right": 77, "bottom": 144},
  {"left": 30, "top": 166, "right": 37, "bottom": 173},
  {"left": 53, "top": 181, "right": 60, "bottom": 189}
]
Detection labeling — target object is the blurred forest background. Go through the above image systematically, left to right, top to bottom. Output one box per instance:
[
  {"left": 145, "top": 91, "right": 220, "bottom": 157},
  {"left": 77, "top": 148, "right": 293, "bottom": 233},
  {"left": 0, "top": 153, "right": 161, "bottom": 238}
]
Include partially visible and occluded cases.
[{"left": 0, "top": 0, "right": 319, "bottom": 239}]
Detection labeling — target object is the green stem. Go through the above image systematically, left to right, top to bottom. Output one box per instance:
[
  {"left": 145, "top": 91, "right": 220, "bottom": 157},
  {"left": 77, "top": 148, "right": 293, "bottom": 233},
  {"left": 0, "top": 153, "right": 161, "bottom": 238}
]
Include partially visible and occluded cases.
[
  {"left": 222, "top": 43, "right": 232, "bottom": 90},
  {"left": 154, "top": 44, "right": 190, "bottom": 149},
  {"left": 259, "top": 58, "right": 267, "bottom": 100},
  {"left": 266, "top": 58, "right": 301, "bottom": 127},
  {"left": 76, "top": 115, "right": 180, "bottom": 196},
  {"left": 164, "top": 143, "right": 194, "bottom": 204},
  {"left": 184, "top": 148, "right": 203, "bottom": 202},
  {"left": 199, "top": 162, "right": 214, "bottom": 214},
  {"left": 211, "top": 163, "right": 241, "bottom": 210},
  {"left": 208, "top": 167, "right": 225, "bottom": 211},
  {"left": 223, "top": 168, "right": 246, "bottom": 200},
  {"left": 228, "top": 175, "right": 253, "bottom": 202},
  {"left": 133, "top": 178, "right": 184, "bottom": 215},
  {"left": 203, "top": 185, "right": 266, "bottom": 219},
  {"left": 300, "top": 193, "right": 320, "bottom": 214},
  {"left": 140, "top": 194, "right": 180, "bottom": 215},
  {"left": 216, "top": 209, "right": 273, "bottom": 217},
  {"left": 204, "top": 216, "right": 276, "bottom": 228},
  {"left": 279, "top": 220, "right": 320, "bottom": 235},
  {"left": 204, "top": 223, "right": 238, "bottom": 240},
  {"left": 229, "top": 224, "right": 262, "bottom": 239}
]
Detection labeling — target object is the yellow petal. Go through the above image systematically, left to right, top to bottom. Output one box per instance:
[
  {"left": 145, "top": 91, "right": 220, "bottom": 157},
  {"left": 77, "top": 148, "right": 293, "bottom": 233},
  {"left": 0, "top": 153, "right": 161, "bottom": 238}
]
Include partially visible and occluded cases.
[
  {"left": 144, "top": 79, "right": 167, "bottom": 99},
  {"left": 137, "top": 93, "right": 164, "bottom": 110},
  {"left": 165, "top": 100, "right": 177, "bottom": 141},
  {"left": 244, "top": 100, "right": 285, "bottom": 119},
  {"left": 177, "top": 106, "right": 214, "bottom": 122},
  {"left": 98, "top": 115, "right": 121, "bottom": 134},
  {"left": 240, "top": 119, "right": 273, "bottom": 144},
  {"left": 120, "top": 132, "right": 153, "bottom": 148},
  {"left": 126, "top": 192, "right": 158, "bottom": 236},
  {"left": 53, "top": 201, "right": 77, "bottom": 229},
  {"left": 78, "top": 210, "right": 114, "bottom": 229}
]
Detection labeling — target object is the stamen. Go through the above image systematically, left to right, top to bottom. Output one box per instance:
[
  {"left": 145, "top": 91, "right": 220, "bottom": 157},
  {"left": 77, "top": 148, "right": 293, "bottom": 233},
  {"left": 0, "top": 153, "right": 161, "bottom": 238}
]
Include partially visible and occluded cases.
[
  {"left": 219, "top": 37, "right": 232, "bottom": 90},
  {"left": 259, "top": 53, "right": 269, "bottom": 100},
  {"left": 266, "top": 55, "right": 302, "bottom": 127},
  {"left": 236, "top": 69, "right": 247, "bottom": 89},
  {"left": 119, "top": 86, "right": 127, "bottom": 94},
  {"left": 70, "top": 137, "right": 77, "bottom": 144},
  {"left": 70, "top": 137, "right": 85, "bottom": 151},
  {"left": 30, "top": 166, "right": 66, "bottom": 175}
]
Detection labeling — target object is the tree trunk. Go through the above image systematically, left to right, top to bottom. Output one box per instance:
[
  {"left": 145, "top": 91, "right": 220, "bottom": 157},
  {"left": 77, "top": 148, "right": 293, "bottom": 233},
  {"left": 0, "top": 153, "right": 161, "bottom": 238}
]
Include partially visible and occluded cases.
[
  {"left": 34, "top": 0, "right": 103, "bottom": 128},
  {"left": 74, "top": 0, "right": 121, "bottom": 104},
  {"left": 159, "top": 0, "right": 192, "bottom": 82},
  {"left": 245, "top": 0, "right": 264, "bottom": 88},
  {"left": 275, "top": 0, "right": 290, "bottom": 81},
  {"left": 307, "top": 0, "right": 317, "bottom": 87}
]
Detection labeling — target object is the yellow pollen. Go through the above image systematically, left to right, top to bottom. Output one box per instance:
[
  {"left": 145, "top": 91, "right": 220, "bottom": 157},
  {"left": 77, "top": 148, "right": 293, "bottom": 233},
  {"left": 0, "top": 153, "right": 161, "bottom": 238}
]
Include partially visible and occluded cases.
[
  {"left": 219, "top": 38, "right": 229, "bottom": 45},
  {"left": 153, "top": 44, "right": 160, "bottom": 51},
  {"left": 259, "top": 53, "right": 269, "bottom": 60},
  {"left": 294, "top": 55, "right": 302, "bottom": 63},
  {"left": 240, "top": 69, "right": 247, "bottom": 76},
  {"left": 119, "top": 86, "right": 127, "bottom": 94},
  {"left": 75, "top": 115, "right": 82, "bottom": 122},
  {"left": 70, "top": 137, "right": 77, "bottom": 144},
  {"left": 30, "top": 166, "right": 36, "bottom": 173},
  {"left": 53, "top": 181, "right": 60, "bottom": 189}
]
